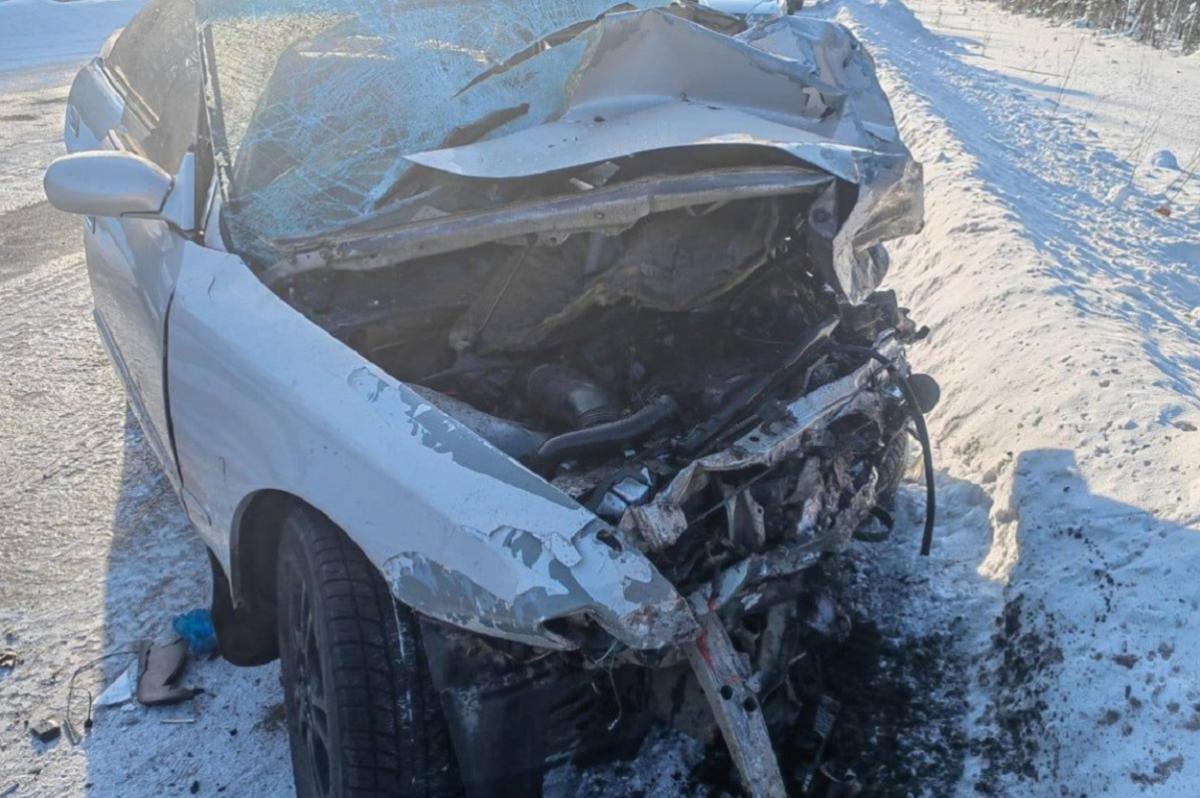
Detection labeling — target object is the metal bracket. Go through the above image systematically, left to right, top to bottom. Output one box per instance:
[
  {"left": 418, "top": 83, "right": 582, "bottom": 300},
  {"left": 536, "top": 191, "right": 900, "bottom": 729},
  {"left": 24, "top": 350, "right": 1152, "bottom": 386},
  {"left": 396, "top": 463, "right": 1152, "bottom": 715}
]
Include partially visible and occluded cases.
[{"left": 685, "top": 612, "right": 787, "bottom": 798}]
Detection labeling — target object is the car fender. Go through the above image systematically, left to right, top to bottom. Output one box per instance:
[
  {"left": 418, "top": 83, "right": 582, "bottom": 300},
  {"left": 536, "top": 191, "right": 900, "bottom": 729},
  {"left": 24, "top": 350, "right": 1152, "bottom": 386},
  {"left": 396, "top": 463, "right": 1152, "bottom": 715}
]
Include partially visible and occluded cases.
[{"left": 167, "top": 243, "right": 697, "bottom": 651}]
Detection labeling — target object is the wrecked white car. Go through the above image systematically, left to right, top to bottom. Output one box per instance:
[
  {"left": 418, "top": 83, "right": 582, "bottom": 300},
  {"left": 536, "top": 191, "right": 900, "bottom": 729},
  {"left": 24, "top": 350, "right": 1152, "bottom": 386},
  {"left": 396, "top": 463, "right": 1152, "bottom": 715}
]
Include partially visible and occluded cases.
[{"left": 44, "top": 0, "right": 935, "bottom": 795}]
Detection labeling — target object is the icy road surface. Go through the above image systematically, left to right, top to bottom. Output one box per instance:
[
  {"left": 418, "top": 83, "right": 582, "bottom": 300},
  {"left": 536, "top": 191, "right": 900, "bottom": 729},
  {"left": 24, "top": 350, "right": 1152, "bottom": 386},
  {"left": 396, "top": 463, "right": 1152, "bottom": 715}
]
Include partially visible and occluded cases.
[{"left": 1, "top": 0, "right": 1199, "bottom": 795}]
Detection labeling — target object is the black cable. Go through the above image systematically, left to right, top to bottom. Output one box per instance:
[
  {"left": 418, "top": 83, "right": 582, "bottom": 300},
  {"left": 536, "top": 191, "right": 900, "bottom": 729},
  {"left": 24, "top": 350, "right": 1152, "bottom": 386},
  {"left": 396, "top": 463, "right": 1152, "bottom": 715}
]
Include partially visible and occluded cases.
[
  {"left": 832, "top": 344, "right": 937, "bottom": 556},
  {"left": 64, "top": 649, "right": 139, "bottom": 742}
]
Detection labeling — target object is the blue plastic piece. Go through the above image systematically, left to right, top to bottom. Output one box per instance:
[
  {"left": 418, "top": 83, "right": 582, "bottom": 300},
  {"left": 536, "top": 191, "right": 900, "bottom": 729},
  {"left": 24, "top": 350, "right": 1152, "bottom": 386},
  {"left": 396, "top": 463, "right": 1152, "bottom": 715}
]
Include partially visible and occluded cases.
[{"left": 172, "top": 609, "right": 218, "bottom": 657}]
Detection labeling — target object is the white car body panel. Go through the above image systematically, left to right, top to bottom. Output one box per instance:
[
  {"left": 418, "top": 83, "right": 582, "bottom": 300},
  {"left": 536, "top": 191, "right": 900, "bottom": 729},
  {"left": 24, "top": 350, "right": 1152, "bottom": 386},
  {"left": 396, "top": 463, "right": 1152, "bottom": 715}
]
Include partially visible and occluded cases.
[
  {"left": 66, "top": 58, "right": 184, "bottom": 488},
  {"left": 166, "top": 243, "right": 696, "bottom": 650}
]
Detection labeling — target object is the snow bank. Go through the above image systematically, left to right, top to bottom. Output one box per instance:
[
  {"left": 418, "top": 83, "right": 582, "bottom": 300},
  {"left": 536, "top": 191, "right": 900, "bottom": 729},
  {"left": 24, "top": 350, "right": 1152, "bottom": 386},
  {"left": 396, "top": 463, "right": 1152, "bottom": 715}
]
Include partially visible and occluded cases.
[{"left": 827, "top": 0, "right": 1200, "bottom": 793}]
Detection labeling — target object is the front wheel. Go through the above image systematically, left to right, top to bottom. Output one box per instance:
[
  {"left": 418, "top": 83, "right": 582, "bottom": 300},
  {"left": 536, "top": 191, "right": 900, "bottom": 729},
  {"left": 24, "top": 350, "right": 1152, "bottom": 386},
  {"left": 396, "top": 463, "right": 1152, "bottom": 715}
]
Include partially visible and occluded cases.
[{"left": 276, "top": 505, "right": 461, "bottom": 798}]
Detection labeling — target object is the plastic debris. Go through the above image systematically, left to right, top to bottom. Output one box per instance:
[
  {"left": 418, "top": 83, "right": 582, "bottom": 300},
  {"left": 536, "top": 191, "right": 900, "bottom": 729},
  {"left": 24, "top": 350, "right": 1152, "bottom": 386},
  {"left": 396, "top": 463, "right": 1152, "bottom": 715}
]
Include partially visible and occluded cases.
[
  {"left": 172, "top": 609, "right": 218, "bottom": 657},
  {"left": 0, "top": 649, "right": 17, "bottom": 671},
  {"left": 94, "top": 662, "right": 138, "bottom": 708},
  {"left": 29, "top": 718, "right": 60, "bottom": 744}
]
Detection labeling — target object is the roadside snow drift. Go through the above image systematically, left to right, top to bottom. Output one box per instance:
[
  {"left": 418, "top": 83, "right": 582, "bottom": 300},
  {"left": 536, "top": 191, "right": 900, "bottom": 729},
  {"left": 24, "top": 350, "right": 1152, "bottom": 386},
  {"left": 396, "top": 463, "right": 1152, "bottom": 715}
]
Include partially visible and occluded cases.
[{"left": 827, "top": 0, "right": 1200, "bottom": 794}]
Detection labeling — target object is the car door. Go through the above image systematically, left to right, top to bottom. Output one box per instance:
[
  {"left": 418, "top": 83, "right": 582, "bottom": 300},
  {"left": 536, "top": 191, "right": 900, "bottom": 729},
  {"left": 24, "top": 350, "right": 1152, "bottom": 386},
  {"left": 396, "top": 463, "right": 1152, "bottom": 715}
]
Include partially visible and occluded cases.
[{"left": 64, "top": 0, "right": 202, "bottom": 486}]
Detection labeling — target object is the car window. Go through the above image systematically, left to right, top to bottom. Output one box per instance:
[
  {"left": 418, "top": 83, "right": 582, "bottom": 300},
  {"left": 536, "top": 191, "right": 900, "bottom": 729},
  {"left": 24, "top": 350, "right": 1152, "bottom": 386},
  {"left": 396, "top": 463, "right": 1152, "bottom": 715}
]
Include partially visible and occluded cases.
[{"left": 106, "top": 0, "right": 201, "bottom": 172}]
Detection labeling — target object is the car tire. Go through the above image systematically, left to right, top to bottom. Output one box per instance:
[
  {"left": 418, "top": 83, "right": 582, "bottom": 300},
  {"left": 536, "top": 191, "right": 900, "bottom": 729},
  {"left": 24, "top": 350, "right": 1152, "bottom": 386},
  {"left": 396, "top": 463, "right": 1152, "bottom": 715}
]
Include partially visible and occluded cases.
[
  {"left": 875, "top": 431, "right": 910, "bottom": 510},
  {"left": 276, "top": 504, "right": 461, "bottom": 798}
]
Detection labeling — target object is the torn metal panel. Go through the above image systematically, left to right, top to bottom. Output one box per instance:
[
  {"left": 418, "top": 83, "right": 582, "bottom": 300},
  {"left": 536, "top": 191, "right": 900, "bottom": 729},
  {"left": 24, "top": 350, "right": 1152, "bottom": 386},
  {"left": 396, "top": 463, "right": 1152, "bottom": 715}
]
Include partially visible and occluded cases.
[
  {"left": 400, "top": 9, "right": 922, "bottom": 302},
  {"left": 406, "top": 12, "right": 878, "bottom": 182},
  {"left": 621, "top": 342, "right": 903, "bottom": 551},
  {"left": 380, "top": 521, "right": 699, "bottom": 652}
]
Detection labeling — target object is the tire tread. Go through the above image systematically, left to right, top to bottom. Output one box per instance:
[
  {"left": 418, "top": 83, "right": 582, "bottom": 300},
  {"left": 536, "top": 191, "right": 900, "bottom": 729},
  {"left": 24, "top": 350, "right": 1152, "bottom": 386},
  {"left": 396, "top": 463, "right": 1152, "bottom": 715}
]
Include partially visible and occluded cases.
[{"left": 278, "top": 506, "right": 460, "bottom": 798}]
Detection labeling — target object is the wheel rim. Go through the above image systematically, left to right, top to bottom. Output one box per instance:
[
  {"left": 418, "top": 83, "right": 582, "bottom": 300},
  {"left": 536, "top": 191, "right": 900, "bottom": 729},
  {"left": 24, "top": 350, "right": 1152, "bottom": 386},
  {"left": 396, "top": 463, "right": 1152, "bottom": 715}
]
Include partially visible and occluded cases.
[{"left": 289, "top": 574, "right": 332, "bottom": 796}]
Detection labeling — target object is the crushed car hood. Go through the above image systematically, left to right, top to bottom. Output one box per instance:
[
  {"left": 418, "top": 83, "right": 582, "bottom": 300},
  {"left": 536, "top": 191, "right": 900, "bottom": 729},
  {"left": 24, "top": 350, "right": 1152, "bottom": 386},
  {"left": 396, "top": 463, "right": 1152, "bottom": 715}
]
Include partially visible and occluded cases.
[{"left": 199, "top": 0, "right": 922, "bottom": 302}]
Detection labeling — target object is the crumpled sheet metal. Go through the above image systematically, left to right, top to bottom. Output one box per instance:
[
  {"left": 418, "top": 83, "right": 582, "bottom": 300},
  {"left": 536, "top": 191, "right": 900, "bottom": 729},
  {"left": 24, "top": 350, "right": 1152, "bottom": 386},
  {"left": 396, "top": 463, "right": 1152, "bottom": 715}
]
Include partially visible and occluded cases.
[
  {"left": 201, "top": 1, "right": 921, "bottom": 301},
  {"left": 405, "top": 9, "right": 924, "bottom": 303},
  {"left": 408, "top": 11, "right": 895, "bottom": 184},
  {"left": 622, "top": 343, "right": 903, "bottom": 551},
  {"left": 344, "top": 368, "right": 699, "bottom": 652},
  {"left": 382, "top": 521, "right": 699, "bottom": 652}
]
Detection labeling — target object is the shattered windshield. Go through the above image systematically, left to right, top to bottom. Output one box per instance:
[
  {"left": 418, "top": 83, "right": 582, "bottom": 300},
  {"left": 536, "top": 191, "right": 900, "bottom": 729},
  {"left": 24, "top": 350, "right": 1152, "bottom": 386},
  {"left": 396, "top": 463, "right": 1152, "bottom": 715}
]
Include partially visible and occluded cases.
[
  {"left": 195, "top": 0, "right": 921, "bottom": 302},
  {"left": 197, "top": 0, "right": 669, "bottom": 261}
]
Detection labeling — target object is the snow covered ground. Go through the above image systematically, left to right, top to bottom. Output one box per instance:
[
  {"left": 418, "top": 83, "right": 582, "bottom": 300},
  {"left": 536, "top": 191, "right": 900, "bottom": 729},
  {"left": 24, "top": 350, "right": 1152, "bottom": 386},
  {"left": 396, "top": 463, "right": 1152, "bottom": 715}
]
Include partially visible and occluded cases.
[
  {"left": 1, "top": 0, "right": 1198, "bottom": 796},
  {"left": 831, "top": 0, "right": 1200, "bottom": 794}
]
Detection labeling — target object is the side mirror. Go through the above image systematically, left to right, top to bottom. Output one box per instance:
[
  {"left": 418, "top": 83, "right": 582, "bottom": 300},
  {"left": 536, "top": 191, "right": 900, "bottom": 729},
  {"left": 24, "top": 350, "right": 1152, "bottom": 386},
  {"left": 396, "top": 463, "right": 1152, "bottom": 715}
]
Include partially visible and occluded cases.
[{"left": 44, "top": 151, "right": 172, "bottom": 219}]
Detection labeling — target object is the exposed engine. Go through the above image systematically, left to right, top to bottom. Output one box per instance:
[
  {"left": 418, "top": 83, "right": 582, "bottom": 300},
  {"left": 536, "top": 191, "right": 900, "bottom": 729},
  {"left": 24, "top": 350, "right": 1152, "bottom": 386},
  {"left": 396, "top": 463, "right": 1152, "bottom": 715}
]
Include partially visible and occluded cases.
[{"left": 274, "top": 156, "right": 936, "bottom": 795}]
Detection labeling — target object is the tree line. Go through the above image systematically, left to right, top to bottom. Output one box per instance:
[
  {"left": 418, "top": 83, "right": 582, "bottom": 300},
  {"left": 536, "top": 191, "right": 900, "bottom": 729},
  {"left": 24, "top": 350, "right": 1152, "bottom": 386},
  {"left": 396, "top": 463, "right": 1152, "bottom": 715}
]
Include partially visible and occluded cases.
[{"left": 994, "top": 0, "right": 1200, "bottom": 52}]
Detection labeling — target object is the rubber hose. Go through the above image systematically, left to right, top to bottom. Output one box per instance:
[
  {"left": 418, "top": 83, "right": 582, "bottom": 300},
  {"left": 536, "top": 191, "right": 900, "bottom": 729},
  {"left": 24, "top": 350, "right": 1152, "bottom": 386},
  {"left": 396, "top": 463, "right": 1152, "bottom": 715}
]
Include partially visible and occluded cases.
[
  {"left": 833, "top": 344, "right": 937, "bottom": 556},
  {"left": 537, "top": 395, "right": 678, "bottom": 465}
]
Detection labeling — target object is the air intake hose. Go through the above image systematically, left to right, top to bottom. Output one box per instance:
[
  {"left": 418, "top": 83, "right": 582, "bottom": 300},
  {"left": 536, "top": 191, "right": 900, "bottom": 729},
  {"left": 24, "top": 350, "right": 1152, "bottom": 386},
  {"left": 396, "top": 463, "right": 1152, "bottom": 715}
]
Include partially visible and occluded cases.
[
  {"left": 525, "top": 364, "right": 621, "bottom": 429},
  {"left": 537, "top": 395, "right": 678, "bottom": 466}
]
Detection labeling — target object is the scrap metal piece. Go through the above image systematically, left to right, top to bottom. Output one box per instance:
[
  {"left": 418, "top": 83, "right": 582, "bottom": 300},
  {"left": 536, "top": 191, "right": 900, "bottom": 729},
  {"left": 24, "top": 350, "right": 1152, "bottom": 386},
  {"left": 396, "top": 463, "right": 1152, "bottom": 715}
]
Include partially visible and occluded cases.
[
  {"left": 623, "top": 341, "right": 904, "bottom": 552},
  {"left": 593, "top": 466, "right": 656, "bottom": 522},
  {"left": 611, "top": 466, "right": 653, "bottom": 505},
  {"left": 724, "top": 486, "right": 767, "bottom": 550},
  {"left": 620, "top": 502, "right": 689, "bottom": 550},
  {"left": 687, "top": 541, "right": 824, "bottom": 618},
  {"left": 686, "top": 612, "right": 786, "bottom": 798}
]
